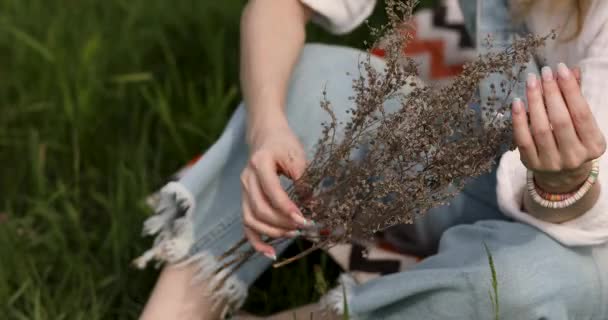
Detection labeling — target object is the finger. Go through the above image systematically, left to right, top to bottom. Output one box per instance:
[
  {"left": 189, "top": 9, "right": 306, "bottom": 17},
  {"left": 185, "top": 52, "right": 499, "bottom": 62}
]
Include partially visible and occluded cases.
[
  {"left": 556, "top": 63, "right": 603, "bottom": 151},
  {"left": 539, "top": 66, "right": 581, "bottom": 150},
  {"left": 571, "top": 66, "right": 581, "bottom": 84},
  {"left": 526, "top": 73, "right": 559, "bottom": 168},
  {"left": 512, "top": 98, "right": 539, "bottom": 167},
  {"left": 279, "top": 148, "right": 308, "bottom": 180},
  {"left": 251, "top": 157, "right": 307, "bottom": 222},
  {"left": 246, "top": 174, "right": 300, "bottom": 229},
  {"left": 242, "top": 192, "right": 289, "bottom": 238},
  {"left": 242, "top": 194, "right": 275, "bottom": 255},
  {"left": 244, "top": 227, "right": 276, "bottom": 259}
]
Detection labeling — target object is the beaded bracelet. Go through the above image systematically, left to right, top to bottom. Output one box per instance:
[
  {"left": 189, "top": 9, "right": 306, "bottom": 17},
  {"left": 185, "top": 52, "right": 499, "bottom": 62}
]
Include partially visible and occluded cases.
[
  {"left": 527, "top": 159, "right": 600, "bottom": 209},
  {"left": 535, "top": 187, "right": 577, "bottom": 202}
]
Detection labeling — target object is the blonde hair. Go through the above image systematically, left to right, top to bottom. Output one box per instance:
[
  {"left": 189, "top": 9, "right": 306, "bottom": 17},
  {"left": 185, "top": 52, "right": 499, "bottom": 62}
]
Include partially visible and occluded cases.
[{"left": 512, "top": 0, "right": 588, "bottom": 40}]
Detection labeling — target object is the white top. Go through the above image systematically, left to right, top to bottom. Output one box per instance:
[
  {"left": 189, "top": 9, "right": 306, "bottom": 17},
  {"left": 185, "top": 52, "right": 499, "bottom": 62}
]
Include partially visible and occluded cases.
[
  {"left": 300, "top": 0, "right": 377, "bottom": 34},
  {"left": 301, "top": 0, "right": 608, "bottom": 246}
]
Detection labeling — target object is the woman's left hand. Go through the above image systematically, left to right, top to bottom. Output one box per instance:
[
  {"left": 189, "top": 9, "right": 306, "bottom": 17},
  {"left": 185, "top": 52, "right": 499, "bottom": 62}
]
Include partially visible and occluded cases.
[{"left": 511, "top": 63, "right": 606, "bottom": 193}]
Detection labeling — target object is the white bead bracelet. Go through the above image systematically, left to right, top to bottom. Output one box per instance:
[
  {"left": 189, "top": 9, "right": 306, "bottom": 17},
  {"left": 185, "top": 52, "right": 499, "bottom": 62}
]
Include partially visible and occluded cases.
[{"left": 527, "top": 159, "right": 600, "bottom": 209}]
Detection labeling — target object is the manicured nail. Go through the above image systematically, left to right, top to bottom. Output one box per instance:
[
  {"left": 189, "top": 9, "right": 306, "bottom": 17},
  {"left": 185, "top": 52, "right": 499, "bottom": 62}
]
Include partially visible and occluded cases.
[
  {"left": 557, "top": 62, "right": 571, "bottom": 79},
  {"left": 541, "top": 66, "right": 553, "bottom": 81},
  {"left": 527, "top": 73, "right": 538, "bottom": 88},
  {"left": 512, "top": 98, "right": 523, "bottom": 114},
  {"left": 290, "top": 212, "right": 309, "bottom": 226},
  {"left": 286, "top": 230, "right": 301, "bottom": 238},
  {"left": 263, "top": 252, "right": 277, "bottom": 261}
]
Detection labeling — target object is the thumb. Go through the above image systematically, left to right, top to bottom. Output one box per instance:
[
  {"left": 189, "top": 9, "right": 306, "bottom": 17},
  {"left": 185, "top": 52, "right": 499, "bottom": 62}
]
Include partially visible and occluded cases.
[{"left": 280, "top": 149, "right": 308, "bottom": 180}]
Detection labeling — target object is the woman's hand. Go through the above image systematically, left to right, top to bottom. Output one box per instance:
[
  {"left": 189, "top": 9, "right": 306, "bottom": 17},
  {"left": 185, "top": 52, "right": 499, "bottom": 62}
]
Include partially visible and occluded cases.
[
  {"left": 512, "top": 63, "right": 606, "bottom": 194},
  {"left": 241, "top": 118, "right": 310, "bottom": 259}
]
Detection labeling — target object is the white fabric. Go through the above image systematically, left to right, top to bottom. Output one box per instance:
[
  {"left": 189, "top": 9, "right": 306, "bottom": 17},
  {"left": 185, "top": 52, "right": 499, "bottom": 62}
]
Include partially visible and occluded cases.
[
  {"left": 300, "top": 0, "right": 376, "bottom": 34},
  {"left": 304, "top": 0, "right": 608, "bottom": 245},
  {"left": 496, "top": 0, "right": 608, "bottom": 246}
]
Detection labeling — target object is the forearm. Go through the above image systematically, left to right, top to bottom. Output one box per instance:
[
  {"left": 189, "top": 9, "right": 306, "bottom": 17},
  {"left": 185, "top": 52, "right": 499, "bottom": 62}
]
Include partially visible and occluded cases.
[{"left": 240, "top": 0, "right": 311, "bottom": 143}]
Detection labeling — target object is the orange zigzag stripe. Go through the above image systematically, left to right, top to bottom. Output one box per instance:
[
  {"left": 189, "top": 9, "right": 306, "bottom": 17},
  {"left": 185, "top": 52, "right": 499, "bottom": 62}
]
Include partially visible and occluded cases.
[{"left": 371, "top": 22, "right": 464, "bottom": 79}]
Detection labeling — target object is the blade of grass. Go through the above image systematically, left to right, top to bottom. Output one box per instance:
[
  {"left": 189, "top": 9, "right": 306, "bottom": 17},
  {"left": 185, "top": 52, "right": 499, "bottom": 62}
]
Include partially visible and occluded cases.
[
  {"left": 484, "top": 242, "right": 499, "bottom": 320},
  {"left": 342, "top": 285, "right": 349, "bottom": 320}
]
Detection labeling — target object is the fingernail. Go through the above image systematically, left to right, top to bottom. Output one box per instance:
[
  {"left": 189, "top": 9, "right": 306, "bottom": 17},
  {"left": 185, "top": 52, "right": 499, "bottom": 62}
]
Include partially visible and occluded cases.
[
  {"left": 557, "top": 62, "right": 571, "bottom": 79},
  {"left": 541, "top": 66, "right": 553, "bottom": 81},
  {"left": 527, "top": 73, "right": 538, "bottom": 88},
  {"left": 512, "top": 98, "right": 523, "bottom": 114},
  {"left": 290, "top": 212, "right": 308, "bottom": 226},
  {"left": 286, "top": 230, "right": 301, "bottom": 238},
  {"left": 263, "top": 252, "right": 277, "bottom": 261}
]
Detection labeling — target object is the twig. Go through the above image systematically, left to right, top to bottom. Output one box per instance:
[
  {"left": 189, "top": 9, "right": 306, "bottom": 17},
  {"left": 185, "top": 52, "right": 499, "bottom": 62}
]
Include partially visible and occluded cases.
[{"left": 272, "top": 240, "right": 330, "bottom": 268}]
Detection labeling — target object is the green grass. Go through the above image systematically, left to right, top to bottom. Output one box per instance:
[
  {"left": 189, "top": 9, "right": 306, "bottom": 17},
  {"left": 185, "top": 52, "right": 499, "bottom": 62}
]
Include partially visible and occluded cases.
[
  {"left": 0, "top": 0, "right": 433, "bottom": 318},
  {"left": 484, "top": 243, "right": 500, "bottom": 320}
]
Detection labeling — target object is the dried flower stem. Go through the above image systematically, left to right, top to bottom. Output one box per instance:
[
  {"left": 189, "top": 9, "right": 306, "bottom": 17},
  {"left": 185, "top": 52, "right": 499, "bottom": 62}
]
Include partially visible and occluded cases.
[{"left": 272, "top": 240, "right": 331, "bottom": 268}]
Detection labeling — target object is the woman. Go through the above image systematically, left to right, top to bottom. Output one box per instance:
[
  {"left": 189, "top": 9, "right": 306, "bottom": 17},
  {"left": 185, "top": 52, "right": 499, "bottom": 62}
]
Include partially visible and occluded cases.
[{"left": 138, "top": 0, "right": 608, "bottom": 319}]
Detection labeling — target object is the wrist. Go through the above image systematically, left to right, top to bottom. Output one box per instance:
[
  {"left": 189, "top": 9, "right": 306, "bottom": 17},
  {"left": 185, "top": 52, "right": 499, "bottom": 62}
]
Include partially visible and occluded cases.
[
  {"left": 246, "top": 110, "right": 290, "bottom": 146},
  {"left": 525, "top": 159, "right": 600, "bottom": 216},
  {"left": 534, "top": 161, "right": 593, "bottom": 193}
]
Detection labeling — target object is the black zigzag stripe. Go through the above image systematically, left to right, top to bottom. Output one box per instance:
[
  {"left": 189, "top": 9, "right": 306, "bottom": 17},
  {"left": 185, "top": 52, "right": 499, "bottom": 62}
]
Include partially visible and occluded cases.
[
  {"left": 432, "top": 5, "right": 475, "bottom": 48},
  {"left": 348, "top": 243, "right": 401, "bottom": 275}
]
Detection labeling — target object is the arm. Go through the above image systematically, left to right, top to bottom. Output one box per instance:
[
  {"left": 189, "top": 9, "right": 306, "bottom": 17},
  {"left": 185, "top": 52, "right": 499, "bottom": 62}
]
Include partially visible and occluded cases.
[
  {"left": 239, "top": 0, "right": 313, "bottom": 258},
  {"left": 239, "top": 0, "right": 378, "bottom": 257},
  {"left": 240, "top": 0, "right": 311, "bottom": 144},
  {"left": 240, "top": 0, "right": 376, "bottom": 134}
]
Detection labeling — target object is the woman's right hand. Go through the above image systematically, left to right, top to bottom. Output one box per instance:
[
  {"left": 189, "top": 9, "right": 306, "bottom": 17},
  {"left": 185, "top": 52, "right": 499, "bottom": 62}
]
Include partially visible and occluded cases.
[{"left": 241, "top": 120, "right": 311, "bottom": 259}]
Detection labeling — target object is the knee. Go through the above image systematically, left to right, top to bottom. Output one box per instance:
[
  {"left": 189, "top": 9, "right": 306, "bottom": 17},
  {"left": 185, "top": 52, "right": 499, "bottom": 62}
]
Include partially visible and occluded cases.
[
  {"left": 284, "top": 44, "right": 370, "bottom": 151},
  {"left": 286, "top": 44, "right": 369, "bottom": 114},
  {"left": 295, "top": 44, "right": 366, "bottom": 78},
  {"left": 437, "top": 222, "right": 597, "bottom": 315},
  {"left": 479, "top": 230, "right": 596, "bottom": 316}
]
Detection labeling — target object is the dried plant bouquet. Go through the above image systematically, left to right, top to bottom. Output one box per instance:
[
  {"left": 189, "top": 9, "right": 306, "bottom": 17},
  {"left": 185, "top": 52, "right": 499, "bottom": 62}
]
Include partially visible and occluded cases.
[{"left": 214, "top": 0, "right": 550, "bottom": 273}]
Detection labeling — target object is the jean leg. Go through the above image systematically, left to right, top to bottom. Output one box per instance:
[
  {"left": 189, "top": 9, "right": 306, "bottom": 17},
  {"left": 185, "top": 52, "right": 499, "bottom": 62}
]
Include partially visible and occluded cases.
[{"left": 343, "top": 220, "right": 599, "bottom": 319}]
